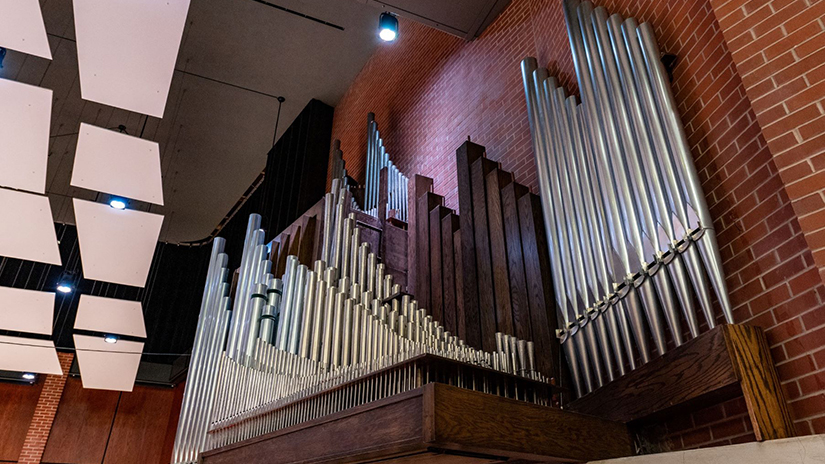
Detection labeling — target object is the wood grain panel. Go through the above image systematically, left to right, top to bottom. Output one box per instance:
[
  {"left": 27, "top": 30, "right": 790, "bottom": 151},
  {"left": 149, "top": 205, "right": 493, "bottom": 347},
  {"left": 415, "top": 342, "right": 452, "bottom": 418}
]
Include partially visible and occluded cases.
[
  {"left": 455, "top": 142, "right": 485, "bottom": 349},
  {"left": 470, "top": 158, "right": 499, "bottom": 352},
  {"left": 485, "top": 169, "right": 513, "bottom": 336},
  {"left": 408, "top": 175, "right": 433, "bottom": 299},
  {"left": 501, "top": 182, "right": 531, "bottom": 341},
  {"left": 416, "top": 192, "right": 443, "bottom": 311},
  {"left": 517, "top": 193, "right": 559, "bottom": 381},
  {"left": 429, "top": 205, "right": 450, "bottom": 323},
  {"left": 441, "top": 214, "right": 460, "bottom": 335},
  {"left": 298, "top": 217, "right": 317, "bottom": 266},
  {"left": 288, "top": 226, "right": 302, "bottom": 257},
  {"left": 453, "top": 230, "right": 465, "bottom": 341},
  {"left": 276, "top": 234, "right": 291, "bottom": 278},
  {"left": 724, "top": 325, "right": 796, "bottom": 440},
  {"left": 41, "top": 377, "right": 119, "bottom": 464},
  {"left": 0, "top": 378, "right": 44, "bottom": 461},
  {"left": 430, "top": 384, "right": 632, "bottom": 462},
  {"left": 103, "top": 385, "right": 178, "bottom": 464}
]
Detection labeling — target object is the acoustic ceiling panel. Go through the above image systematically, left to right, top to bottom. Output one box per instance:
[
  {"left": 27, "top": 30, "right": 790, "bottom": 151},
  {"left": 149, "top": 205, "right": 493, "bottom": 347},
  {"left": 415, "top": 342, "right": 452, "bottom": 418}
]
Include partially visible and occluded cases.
[
  {"left": 0, "top": 0, "right": 52, "bottom": 59},
  {"left": 73, "top": 0, "right": 191, "bottom": 118},
  {"left": 0, "top": 78, "right": 52, "bottom": 194},
  {"left": 71, "top": 123, "right": 164, "bottom": 205},
  {"left": 0, "top": 188, "right": 62, "bottom": 265},
  {"left": 73, "top": 199, "right": 163, "bottom": 287},
  {"left": 0, "top": 286, "right": 54, "bottom": 335},
  {"left": 74, "top": 294, "right": 146, "bottom": 338},
  {"left": 73, "top": 334, "right": 143, "bottom": 391},
  {"left": 0, "top": 335, "right": 62, "bottom": 375}
]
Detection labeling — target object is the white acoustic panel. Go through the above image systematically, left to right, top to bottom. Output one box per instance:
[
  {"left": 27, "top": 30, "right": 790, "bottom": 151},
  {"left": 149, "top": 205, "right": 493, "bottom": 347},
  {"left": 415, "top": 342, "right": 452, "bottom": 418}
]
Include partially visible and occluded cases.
[
  {"left": 0, "top": 0, "right": 52, "bottom": 60},
  {"left": 73, "top": 0, "right": 190, "bottom": 118},
  {"left": 0, "top": 79, "right": 52, "bottom": 194},
  {"left": 71, "top": 124, "right": 164, "bottom": 205},
  {"left": 0, "top": 188, "right": 61, "bottom": 265},
  {"left": 73, "top": 199, "right": 163, "bottom": 287},
  {"left": 0, "top": 286, "right": 54, "bottom": 335},
  {"left": 74, "top": 295, "right": 146, "bottom": 338},
  {"left": 74, "top": 334, "right": 142, "bottom": 391},
  {"left": 0, "top": 336, "right": 62, "bottom": 375}
]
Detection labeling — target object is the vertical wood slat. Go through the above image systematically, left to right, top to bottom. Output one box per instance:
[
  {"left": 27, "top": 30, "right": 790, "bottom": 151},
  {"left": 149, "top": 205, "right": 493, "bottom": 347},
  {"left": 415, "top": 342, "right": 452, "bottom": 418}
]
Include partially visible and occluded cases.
[
  {"left": 456, "top": 142, "right": 485, "bottom": 349},
  {"left": 470, "top": 157, "right": 499, "bottom": 352},
  {"left": 378, "top": 167, "right": 388, "bottom": 231},
  {"left": 485, "top": 169, "right": 514, "bottom": 337},
  {"left": 408, "top": 175, "right": 434, "bottom": 298},
  {"left": 502, "top": 182, "right": 532, "bottom": 342},
  {"left": 416, "top": 192, "right": 443, "bottom": 311},
  {"left": 518, "top": 192, "right": 560, "bottom": 382},
  {"left": 429, "top": 206, "right": 450, "bottom": 323},
  {"left": 441, "top": 213, "right": 460, "bottom": 335},
  {"left": 298, "top": 217, "right": 317, "bottom": 266},
  {"left": 288, "top": 226, "right": 302, "bottom": 257},
  {"left": 453, "top": 230, "right": 465, "bottom": 341},
  {"left": 276, "top": 235, "right": 291, "bottom": 278}
]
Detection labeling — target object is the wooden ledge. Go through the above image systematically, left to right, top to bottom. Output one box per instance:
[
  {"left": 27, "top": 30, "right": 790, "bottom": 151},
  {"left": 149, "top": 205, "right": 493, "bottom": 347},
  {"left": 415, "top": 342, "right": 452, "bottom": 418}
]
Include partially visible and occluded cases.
[
  {"left": 568, "top": 324, "right": 795, "bottom": 440},
  {"left": 202, "top": 383, "right": 632, "bottom": 464}
]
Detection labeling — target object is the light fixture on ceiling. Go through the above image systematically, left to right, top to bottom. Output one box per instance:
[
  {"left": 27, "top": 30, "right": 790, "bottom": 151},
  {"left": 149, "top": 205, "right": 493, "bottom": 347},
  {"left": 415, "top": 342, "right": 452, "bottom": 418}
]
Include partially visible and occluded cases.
[
  {"left": 378, "top": 12, "right": 398, "bottom": 42},
  {"left": 109, "top": 198, "right": 127, "bottom": 210},
  {"left": 56, "top": 283, "right": 73, "bottom": 294},
  {"left": 104, "top": 334, "right": 119, "bottom": 344},
  {"left": 22, "top": 372, "right": 36, "bottom": 380}
]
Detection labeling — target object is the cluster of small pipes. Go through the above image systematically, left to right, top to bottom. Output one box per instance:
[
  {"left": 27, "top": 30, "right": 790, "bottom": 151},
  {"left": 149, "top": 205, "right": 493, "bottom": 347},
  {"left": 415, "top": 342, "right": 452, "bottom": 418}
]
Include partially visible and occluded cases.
[
  {"left": 521, "top": 0, "right": 734, "bottom": 398},
  {"left": 363, "top": 113, "right": 409, "bottom": 221},
  {"left": 171, "top": 178, "right": 547, "bottom": 464}
]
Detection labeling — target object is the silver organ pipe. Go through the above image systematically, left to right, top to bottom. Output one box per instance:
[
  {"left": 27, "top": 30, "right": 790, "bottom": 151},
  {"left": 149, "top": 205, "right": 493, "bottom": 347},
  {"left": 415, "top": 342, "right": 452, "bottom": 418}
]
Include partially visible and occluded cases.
[
  {"left": 520, "top": 0, "right": 734, "bottom": 398},
  {"left": 363, "top": 113, "right": 409, "bottom": 222}
]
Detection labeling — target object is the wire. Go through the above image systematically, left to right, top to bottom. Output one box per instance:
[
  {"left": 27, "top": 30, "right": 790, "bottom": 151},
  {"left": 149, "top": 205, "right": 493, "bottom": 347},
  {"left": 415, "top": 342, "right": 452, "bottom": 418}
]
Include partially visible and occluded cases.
[
  {"left": 272, "top": 96, "right": 285, "bottom": 146},
  {"left": 0, "top": 339, "right": 191, "bottom": 357}
]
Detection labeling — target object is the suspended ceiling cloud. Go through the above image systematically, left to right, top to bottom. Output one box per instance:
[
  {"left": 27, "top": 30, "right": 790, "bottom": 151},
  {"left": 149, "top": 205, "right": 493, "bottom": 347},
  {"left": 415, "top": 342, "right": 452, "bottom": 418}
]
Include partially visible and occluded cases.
[
  {"left": 0, "top": 0, "right": 52, "bottom": 59},
  {"left": 72, "top": 0, "right": 190, "bottom": 118},
  {"left": 0, "top": 78, "right": 52, "bottom": 194},
  {"left": 71, "top": 123, "right": 164, "bottom": 205},
  {"left": 0, "top": 188, "right": 62, "bottom": 266},
  {"left": 73, "top": 199, "right": 164, "bottom": 287},
  {"left": 0, "top": 286, "right": 55, "bottom": 336},
  {"left": 74, "top": 295, "right": 147, "bottom": 338},
  {"left": 73, "top": 334, "right": 143, "bottom": 391},
  {"left": 0, "top": 336, "right": 63, "bottom": 375}
]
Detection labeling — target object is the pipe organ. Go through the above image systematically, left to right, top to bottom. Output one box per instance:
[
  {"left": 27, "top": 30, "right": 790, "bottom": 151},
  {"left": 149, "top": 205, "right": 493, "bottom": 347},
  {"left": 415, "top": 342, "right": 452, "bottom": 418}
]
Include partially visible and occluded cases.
[
  {"left": 521, "top": 0, "right": 734, "bottom": 398},
  {"left": 363, "top": 113, "right": 409, "bottom": 222},
  {"left": 171, "top": 177, "right": 552, "bottom": 464}
]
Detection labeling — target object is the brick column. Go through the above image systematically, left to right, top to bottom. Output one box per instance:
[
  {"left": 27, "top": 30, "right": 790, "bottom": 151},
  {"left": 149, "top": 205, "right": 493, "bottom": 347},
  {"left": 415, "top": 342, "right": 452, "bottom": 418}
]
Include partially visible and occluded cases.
[
  {"left": 709, "top": 0, "right": 825, "bottom": 285},
  {"left": 17, "top": 352, "right": 74, "bottom": 464}
]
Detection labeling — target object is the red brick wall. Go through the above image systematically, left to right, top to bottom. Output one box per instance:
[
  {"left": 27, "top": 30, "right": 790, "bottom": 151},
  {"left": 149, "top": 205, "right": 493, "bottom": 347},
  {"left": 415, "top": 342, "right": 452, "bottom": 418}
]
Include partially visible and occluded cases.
[
  {"left": 331, "top": 0, "right": 825, "bottom": 447},
  {"left": 17, "top": 352, "right": 74, "bottom": 464}
]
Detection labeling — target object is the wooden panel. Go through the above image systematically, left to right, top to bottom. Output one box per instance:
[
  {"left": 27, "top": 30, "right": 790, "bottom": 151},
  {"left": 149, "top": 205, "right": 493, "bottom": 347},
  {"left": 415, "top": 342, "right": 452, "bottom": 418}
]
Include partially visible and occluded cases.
[
  {"left": 455, "top": 142, "right": 484, "bottom": 349},
  {"left": 470, "top": 158, "right": 498, "bottom": 352},
  {"left": 378, "top": 167, "right": 389, "bottom": 231},
  {"left": 485, "top": 169, "right": 513, "bottom": 336},
  {"left": 407, "top": 175, "right": 433, "bottom": 299},
  {"left": 501, "top": 182, "right": 531, "bottom": 341},
  {"left": 416, "top": 192, "right": 443, "bottom": 311},
  {"left": 517, "top": 193, "right": 559, "bottom": 381},
  {"left": 429, "top": 206, "right": 450, "bottom": 322},
  {"left": 441, "top": 214, "right": 460, "bottom": 335},
  {"left": 298, "top": 216, "right": 317, "bottom": 266},
  {"left": 383, "top": 222, "right": 409, "bottom": 291},
  {"left": 288, "top": 226, "right": 302, "bottom": 257},
  {"left": 453, "top": 230, "right": 465, "bottom": 341},
  {"left": 276, "top": 234, "right": 290, "bottom": 278},
  {"left": 569, "top": 325, "right": 740, "bottom": 422},
  {"left": 724, "top": 325, "right": 796, "bottom": 440},
  {"left": 41, "top": 377, "right": 119, "bottom": 464},
  {"left": 0, "top": 379, "right": 44, "bottom": 461},
  {"left": 160, "top": 381, "right": 186, "bottom": 464},
  {"left": 429, "top": 384, "right": 632, "bottom": 462},
  {"left": 103, "top": 385, "right": 178, "bottom": 464},
  {"left": 202, "top": 389, "right": 426, "bottom": 464}
]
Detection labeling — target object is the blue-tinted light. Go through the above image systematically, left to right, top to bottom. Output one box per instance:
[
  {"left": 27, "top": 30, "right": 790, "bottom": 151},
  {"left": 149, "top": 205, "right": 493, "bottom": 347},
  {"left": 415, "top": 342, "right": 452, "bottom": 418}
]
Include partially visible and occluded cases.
[
  {"left": 378, "top": 12, "right": 398, "bottom": 42},
  {"left": 109, "top": 199, "right": 127, "bottom": 210},
  {"left": 104, "top": 334, "right": 119, "bottom": 344},
  {"left": 22, "top": 372, "right": 36, "bottom": 380}
]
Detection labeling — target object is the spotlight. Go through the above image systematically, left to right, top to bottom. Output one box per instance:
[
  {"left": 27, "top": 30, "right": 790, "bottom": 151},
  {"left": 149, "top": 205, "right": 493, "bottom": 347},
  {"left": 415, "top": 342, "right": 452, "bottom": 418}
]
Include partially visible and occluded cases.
[
  {"left": 378, "top": 12, "right": 398, "bottom": 42},
  {"left": 109, "top": 199, "right": 127, "bottom": 210},
  {"left": 56, "top": 284, "right": 73, "bottom": 294},
  {"left": 104, "top": 334, "right": 119, "bottom": 344},
  {"left": 22, "top": 372, "right": 36, "bottom": 380}
]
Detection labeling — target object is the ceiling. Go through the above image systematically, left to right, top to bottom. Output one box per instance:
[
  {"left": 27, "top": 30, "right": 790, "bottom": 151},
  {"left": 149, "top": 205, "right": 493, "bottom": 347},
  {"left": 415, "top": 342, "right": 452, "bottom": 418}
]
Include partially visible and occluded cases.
[{"left": 2, "top": 0, "right": 381, "bottom": 243}]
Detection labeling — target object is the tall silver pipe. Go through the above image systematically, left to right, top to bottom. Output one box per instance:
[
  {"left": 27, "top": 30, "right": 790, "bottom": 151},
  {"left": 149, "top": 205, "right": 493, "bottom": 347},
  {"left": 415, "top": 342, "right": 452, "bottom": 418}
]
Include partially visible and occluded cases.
[
  {"left": 226, "top": 215, "right": 262, "bottom": 360},
  {"left": 275, "top": 257, "right": 299, "bottom": 351},
  {"left": 287, "top": 265, "right": 308, "bottom": 354},
  {"left": 299, "top": 273, "right": 317, "bottom": 358}
]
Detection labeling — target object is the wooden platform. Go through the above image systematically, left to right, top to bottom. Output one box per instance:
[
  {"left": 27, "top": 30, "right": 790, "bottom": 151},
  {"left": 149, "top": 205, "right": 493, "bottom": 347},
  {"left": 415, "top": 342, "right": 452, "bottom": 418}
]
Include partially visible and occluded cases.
[{"left": 201, "top": 383, "right": 633, "bottom": 464}]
